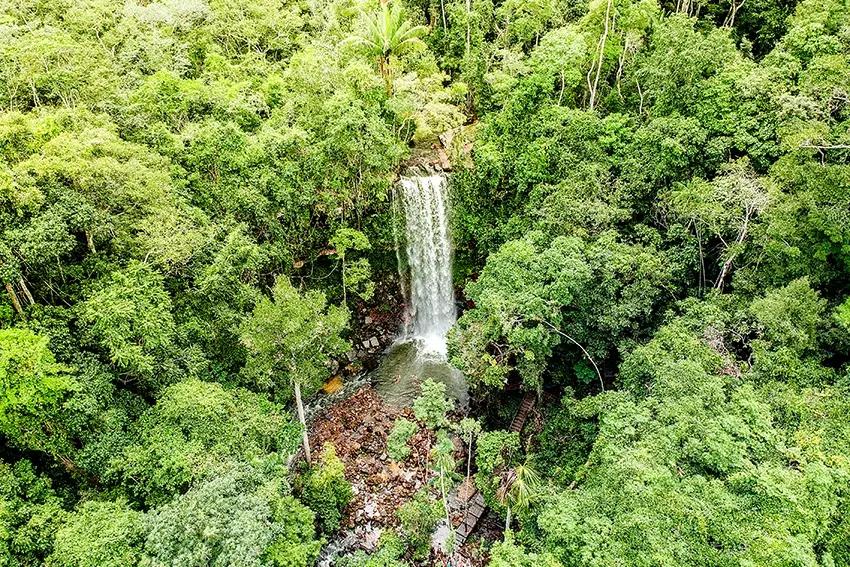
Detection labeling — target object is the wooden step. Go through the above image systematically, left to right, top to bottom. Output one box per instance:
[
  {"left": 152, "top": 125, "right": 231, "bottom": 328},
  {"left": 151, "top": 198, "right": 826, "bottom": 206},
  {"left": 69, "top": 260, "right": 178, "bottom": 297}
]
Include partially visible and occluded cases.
[
  {"left": 508, "top": 393, "right": 537, "bottom": 432},
  {"left": 456, "top": 396, "right": 537, "bottom": 546}
]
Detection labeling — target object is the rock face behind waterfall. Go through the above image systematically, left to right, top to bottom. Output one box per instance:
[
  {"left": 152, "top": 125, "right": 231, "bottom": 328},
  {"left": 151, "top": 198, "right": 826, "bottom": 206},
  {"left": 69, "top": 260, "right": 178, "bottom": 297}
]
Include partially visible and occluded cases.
[{"left": 398, "top": 171, "right": 457, "bottom": 355}]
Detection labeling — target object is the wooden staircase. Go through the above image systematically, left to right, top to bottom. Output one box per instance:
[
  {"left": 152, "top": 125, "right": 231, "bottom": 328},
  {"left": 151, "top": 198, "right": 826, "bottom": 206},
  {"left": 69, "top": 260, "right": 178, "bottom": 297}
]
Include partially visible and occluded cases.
[
  {"left": 454, "top": 392, "right": 537, "bottom": 546},
  {"left": 509, "top": 392, "right": 537, "bottom": 433},
  {"left": 454, "top": 490, "right": 486, "bottom": 545}
]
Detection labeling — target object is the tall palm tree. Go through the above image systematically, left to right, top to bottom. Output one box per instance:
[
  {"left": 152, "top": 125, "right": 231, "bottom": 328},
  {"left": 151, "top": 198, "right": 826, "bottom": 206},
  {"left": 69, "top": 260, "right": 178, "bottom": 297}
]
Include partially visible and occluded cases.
[
  {"left": 349, "top": 1, "right": 428, "bottom": 95},
  {"left": 496, "top": 461, "right": 541, "bottom": 533}
]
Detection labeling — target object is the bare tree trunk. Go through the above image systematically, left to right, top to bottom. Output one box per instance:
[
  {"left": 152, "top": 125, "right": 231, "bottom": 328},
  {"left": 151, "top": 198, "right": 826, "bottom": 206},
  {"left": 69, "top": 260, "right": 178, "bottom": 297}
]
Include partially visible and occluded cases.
[
  {"left": 440, "top": 0, "right": 447, "bottom": 31},
  {"left": 465, "top": 0, "right": 472, "bottom": 56},
  {"left": 587, "top": 0, "right": 613, "bottom": 111},
  {"left": 724, "top": 0, "right": 746, "bottom": 27},
  {"left": 380, "top": 56, "right": 392, "bottom": 96},
  {"left": 558, "top": 70, "right": 566, "bottom": 105},
  {"left": 636, "top": 78, "right": 645, "bottom": 114},
  {"left": 714, "top": 207, "right": 753, "bottom": 291},
  {"left": 696, "top": 224, "right": 705, "bottom": 295},
  {"left": 86, "top": 231, "right": 97, "bottom": 254},
  {"left": 341, "top": 259, "right": 347, "bottom": 306},
  {"left": 18, "top": 277, "right": 34, "bottom": 306},
  {"left": 5, "top": 282, "right": 24, "bottom": 319},
  {"left": 294, "top": 380, "right": 312, "bottom": 463},
  {"left": 464, "top": 432, "right": 474, "bottom": 516},
  {"left": 466, "top": 433, "right": 473, "bottom": 485},
  {"left": 440, "top": 468, "right": 451, "bottom": 535},
  {"left": 504, "top": 505, "right": 511, "bottom": 533}
]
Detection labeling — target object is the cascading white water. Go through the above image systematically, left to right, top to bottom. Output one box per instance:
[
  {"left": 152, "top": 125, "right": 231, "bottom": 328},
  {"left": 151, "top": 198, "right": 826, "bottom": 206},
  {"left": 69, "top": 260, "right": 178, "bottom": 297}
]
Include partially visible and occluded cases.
[
  {"left": 370, "top": 170, "right": 467, "bottom": 407},
  {"left": 398, "top": 173, "right": 456, "bottom": 356}
]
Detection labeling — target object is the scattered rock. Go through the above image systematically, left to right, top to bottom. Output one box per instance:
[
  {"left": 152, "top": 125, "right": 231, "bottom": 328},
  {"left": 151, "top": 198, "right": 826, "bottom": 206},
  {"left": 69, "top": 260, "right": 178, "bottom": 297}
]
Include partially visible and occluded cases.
[
  {"left": 365, "top": 316, "right": 373, "bottom": 325},
  {"left": 369, "top": 336, "right": 380, "bottom": 348},
  {"left": 308, "top": 386, "right": 437, "bottom": 532},
  {"left": 363, "top": 500, "right": 379, "bottom": 519},
  {"left": 361, "top": 527, "right": 382, "bottom": 550}
]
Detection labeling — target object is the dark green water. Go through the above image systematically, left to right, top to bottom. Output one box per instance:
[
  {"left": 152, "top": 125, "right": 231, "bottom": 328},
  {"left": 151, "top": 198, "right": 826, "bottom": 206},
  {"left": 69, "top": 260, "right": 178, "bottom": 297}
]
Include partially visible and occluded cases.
[{"left": 370, "top": 340, "right": 468, "bottom": 408}]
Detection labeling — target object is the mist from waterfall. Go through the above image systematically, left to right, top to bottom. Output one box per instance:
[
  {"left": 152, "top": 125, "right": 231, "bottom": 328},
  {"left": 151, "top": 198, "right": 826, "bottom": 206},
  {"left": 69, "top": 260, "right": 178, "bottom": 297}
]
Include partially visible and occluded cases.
[{"left": 397, "top": 173, "right": 456, "bottom": 356}]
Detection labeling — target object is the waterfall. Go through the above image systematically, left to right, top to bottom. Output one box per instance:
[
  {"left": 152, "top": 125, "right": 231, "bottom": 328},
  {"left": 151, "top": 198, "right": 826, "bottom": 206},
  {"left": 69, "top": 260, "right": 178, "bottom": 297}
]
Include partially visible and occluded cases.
[
  {"left": 370, "top": 170, "right": 466, "bottom": 407},
  {"left": 397, "top": 172, "right": 456, "bottom": 356}
]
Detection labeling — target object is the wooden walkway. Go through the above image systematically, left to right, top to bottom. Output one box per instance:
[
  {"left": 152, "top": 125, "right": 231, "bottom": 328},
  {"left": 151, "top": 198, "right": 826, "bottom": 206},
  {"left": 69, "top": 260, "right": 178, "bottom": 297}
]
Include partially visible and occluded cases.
[
  {"left": 455, "top": 392, "right": 537, "bottom": 546},
  {"left": 509, "top": 392, "right": 537, "bottom": 433}
]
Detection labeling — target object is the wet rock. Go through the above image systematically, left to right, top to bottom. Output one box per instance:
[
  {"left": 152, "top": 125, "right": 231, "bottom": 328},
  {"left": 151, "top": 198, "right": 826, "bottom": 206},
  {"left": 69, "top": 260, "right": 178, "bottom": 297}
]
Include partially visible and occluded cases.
[
  {"left": 363, "top": 500, "right": 379, "bottom": 520},
  {"left": 362, "top": 527, "right": 382, "bottom": 550}
]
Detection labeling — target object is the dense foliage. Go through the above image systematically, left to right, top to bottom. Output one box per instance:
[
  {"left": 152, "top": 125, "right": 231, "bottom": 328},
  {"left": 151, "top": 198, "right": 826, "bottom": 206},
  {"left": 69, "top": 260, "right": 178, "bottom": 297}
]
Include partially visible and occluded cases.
[{"left": 1, "top": 0, "right": 849, "bottom": 564}]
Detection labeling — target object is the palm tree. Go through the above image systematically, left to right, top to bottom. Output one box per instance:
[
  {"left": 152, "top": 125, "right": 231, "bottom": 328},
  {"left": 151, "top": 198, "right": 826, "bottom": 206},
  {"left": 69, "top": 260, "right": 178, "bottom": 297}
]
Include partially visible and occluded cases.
[
  {"left": 348, "top": 1, "right": 428, "bottom": 95},
  {"left": 431, "top": 433, "right": 457, "bottom": 550},
  {"left": 495, "top": 461, "right": 541, "bottom": 533}
]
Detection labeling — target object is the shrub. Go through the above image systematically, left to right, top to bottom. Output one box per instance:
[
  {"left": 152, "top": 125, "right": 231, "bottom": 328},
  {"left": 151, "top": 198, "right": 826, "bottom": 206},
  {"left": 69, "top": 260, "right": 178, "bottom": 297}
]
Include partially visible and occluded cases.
[
  {"left": 412, "top": 379, "right": 452, "bottom": 429},
  {"left": 386, "top": 418, "right": 417, "bottom": 462},
  {"left": 475, "top": 430, "right": 520, "bottom": 509},
  {"left": 301, "top": 444, "right": 353, "bottom": 533},
  {"left": 396, "top": 490, "right": 442, "bottom": 561},
  {"left": 49, "top": 499, "right": 144, "bottom": 567},
  {"left": 337, "top": 531, "right": 406, "bottom": 567}
]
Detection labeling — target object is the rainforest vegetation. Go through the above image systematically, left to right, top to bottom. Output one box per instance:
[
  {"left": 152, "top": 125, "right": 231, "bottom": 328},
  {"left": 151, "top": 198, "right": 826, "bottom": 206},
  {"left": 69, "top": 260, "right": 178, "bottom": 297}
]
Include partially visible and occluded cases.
[{"left": 1, "top": 0, "right": 849, "bottom": 565}]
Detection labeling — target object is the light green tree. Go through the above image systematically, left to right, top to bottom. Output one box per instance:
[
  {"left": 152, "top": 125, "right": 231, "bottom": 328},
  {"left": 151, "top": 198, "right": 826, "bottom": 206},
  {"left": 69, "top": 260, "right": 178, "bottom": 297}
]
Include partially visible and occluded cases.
[
  {"left": 330, "top": 228, "right": 374, "bottom": 305},
  {"left": 77, "top": 261, "right": 176, "bottom": 383},
  {"left": 240, "top": 276, "right": 349, "bottom": 462},
  {"left": 0, "top": 328, "right": 75, "bottom": 465},
  {"left": 413, "top": 378, "right": 453, "bottom": 429},
  {"left": 387, "top": 418, "right": 418, "bottom": 461},
  {"left": 300, "top": 444, "right": 353, "bottom": 534},
  {"left": 49, "top": 500, "right": 144, "bottom": 567}
]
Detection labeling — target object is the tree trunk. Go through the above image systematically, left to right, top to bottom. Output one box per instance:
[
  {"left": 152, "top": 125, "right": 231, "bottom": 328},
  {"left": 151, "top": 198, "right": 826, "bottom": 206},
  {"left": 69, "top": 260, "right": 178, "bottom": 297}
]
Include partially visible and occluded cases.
[
  {"left": 465, "top": 0, "right": 471, "bottom": 56},
  {"left": 587, "top": 0, "right": 613, "bottom": 111},
  {"left": 381, "top": 56, "right": 393, "bottom": 96},
  {"left": 714, "top": 208, "right": 753, "bottom": 291},
  {"left": 85, "top": 231, "right": 97, "bottom": 254},
  {"left": 341, "top": 259, "right": 347, "bottom": 306},
  {"left": 18, "top": 277, "right": 35, "bottom": 306},
  {"left": 5, "top": 282, "right": 24, "bottom": 319},
  {"left": 294, "top": 380, "right": 312, "bottom": 463},
  {"left": 464, "top": 433, "right": 474, "bottom": 516},
  {"left": 466, "top": 433, "right": 473, "bottom": 484},
  {"left": 441, "top": 468, "right": 451, "bottom": 531},
  {"left": 504, "top": 505, "right": 511, "bottom": 533}
]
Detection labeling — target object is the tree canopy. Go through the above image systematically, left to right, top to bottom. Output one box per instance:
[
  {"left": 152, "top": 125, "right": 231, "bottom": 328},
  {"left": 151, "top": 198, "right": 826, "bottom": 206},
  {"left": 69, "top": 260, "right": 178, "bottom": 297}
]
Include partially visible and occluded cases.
[{"left": 1, "top": 0, "right": 849, "bottom": 564}]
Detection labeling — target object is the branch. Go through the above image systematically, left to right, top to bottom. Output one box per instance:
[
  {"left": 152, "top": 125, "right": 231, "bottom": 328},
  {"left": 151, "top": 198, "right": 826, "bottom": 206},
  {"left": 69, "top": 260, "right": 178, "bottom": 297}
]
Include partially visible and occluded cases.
[
  {"left": 799, "top": 141, "right": 850, "bottom": 150},
  {"left": 536, "top": 318, "right": 604, "bottom": 392}
]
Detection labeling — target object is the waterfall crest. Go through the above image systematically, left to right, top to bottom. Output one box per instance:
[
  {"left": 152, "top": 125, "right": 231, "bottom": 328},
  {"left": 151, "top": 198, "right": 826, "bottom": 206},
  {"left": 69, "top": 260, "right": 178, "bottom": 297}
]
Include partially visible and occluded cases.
[{"left": 398, "top": 173, "right": 456, "bottom": 356}]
